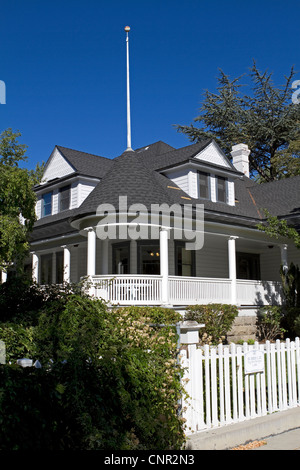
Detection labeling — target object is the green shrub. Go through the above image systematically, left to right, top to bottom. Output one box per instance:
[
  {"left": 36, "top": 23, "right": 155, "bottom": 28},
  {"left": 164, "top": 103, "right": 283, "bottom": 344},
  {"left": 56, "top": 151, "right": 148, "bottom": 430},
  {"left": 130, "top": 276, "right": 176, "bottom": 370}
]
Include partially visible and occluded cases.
[
  {"left": 281, "top": 263, "right": 300, "bottom": 308},
  {"left": 0, "top": 282, "right": 186, "bottom": 450},
  {"left": 184, "top": 303, "right": 238, "bottom": 345},
  {"left": 256, "top": 305, "right": 286, "bottom": 341},
  {"left": 282, "top": 306, "right": 300, "bottom": 338},
  {"left": 0, "top": 323, "right": 36, "bottom": 362}
]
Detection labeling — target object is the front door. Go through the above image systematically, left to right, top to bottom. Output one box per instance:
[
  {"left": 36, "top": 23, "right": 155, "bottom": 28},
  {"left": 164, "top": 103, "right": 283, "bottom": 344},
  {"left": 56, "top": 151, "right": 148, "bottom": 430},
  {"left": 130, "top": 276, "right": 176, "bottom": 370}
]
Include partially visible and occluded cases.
[
  {"left": 112, "top": 242, "right": 130, "bottom": 274},
  {"left": 137, "top": 242, "right": 160, "bottom": 275}
]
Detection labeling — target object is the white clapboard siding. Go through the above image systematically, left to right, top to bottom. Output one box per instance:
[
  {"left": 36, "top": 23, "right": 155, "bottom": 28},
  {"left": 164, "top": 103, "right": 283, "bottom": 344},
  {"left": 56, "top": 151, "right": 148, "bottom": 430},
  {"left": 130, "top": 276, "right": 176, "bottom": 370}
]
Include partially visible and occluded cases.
[
  {"left": 194, "top": 141, "right": 231, "bottom": 168},
  {"left": 41, "top": 148, "right": 75, "bottom": 183}
]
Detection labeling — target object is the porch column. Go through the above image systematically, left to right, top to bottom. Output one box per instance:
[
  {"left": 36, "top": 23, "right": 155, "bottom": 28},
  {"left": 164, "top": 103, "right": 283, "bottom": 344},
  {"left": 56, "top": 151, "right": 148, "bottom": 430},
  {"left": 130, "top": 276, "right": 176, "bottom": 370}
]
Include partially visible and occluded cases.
[
  {"left": 86, "top": 227, "right": 96, "bottom": 276},
  {"left": 160, "top": 228, "right": 169, "bottom": 304},
  {"left": 228, "top": 236, "right": 238, "bottom": 305},
  {"left": 101, "top": 239, "right": 109, "bottom": 274},
  {"left": 280, "top": 244, "right": 288, "bottom": 274},
  {"left": 62, "top": 245, "right": 71, "bottom": 283},
  {"left": 52, "top": 251, "right": 57, "bottom": 284},
  {"left": 31, "top": 252, "right": 39, "bottom": 283},
  {"left": 1, "top": 270, "right": 7, "bottom": 283}
]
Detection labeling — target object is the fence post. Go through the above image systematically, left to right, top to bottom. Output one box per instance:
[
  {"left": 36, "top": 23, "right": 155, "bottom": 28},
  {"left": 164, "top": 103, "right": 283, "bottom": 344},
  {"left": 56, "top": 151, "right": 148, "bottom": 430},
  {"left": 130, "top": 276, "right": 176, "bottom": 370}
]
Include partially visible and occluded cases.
[
  {"left": 179, "top": 320, "right": 204, "bottom": 346},
  {"left": 179, "top": 321, "right": 204, "bottom": 434},
  {"left": 0, "top": 340, "right": 5, "bottom": 364}
]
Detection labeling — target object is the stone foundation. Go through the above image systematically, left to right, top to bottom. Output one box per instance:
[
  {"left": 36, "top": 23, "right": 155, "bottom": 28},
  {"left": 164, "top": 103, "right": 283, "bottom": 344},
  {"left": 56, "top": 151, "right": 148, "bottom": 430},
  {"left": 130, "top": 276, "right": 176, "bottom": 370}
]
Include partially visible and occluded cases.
[{"left": 227, "top": 315, "right": 257, "bottom": 343}]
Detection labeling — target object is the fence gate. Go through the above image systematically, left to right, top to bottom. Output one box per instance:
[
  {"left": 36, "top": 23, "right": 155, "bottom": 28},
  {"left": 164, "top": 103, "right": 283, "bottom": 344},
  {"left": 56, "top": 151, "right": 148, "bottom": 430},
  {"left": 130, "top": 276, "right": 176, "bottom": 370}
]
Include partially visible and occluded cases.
[{"left": 180, "top": 338, "right": 300, "bottom": 434}]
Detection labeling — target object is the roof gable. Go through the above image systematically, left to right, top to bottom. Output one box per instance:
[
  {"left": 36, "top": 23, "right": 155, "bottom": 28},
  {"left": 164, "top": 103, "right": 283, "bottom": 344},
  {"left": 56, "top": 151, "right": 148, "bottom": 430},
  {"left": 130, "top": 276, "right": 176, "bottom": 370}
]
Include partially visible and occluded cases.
[
  {"left": 194, "top": 140, "right": 232, "bottom": 169},
  {"left": 57, "top": 146, "right": 112, "bottom": 178},
  {"left": 41, "top": 147, "right": 75, "bottom": 184}
]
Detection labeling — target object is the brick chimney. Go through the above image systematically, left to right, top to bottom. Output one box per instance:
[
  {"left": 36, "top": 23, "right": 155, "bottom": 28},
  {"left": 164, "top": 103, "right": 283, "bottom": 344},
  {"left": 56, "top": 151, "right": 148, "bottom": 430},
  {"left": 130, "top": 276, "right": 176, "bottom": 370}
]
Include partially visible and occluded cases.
[{"left": 231, "top": 143, "right": 250, "bottom": 178}]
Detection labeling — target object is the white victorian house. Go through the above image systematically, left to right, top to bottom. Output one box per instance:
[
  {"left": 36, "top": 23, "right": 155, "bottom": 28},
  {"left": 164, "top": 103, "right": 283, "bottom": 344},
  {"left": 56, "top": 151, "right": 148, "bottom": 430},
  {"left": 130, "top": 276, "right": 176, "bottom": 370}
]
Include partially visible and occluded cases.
[{"left": 28, "top": 138, "right": 300, "bottom": 326}]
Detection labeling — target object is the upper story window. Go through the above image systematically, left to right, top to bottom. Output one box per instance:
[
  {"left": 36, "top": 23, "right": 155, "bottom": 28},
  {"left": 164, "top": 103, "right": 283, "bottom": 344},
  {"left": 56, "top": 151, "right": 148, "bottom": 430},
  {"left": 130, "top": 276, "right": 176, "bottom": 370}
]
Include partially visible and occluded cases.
[
  {"left": 198, "top": 171, "right": 210, "bottom": 199},
  {"left": 216, "top": 176, "right": 228, "bottom": 203},
  {"left": 59, "top": 185, "right": 71, "bottom": 212},
  {"left": 42, "top": 191, "right": 52, "bottom": 217}
]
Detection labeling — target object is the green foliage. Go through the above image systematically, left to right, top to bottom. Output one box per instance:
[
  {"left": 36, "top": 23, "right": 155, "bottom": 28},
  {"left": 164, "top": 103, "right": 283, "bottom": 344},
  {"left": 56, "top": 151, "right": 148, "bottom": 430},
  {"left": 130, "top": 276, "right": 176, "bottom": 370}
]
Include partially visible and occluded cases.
[
  {"left": 175, "top": 62, "right": 300, "bottom": 182},
  {"left": 0, "top": 128, "right": 44, "bottom": 271},
  {"left": 258, "top": 210, "right": 300, "bottom": 249},
  {"left": 280, "top": 263, "right": 300, "bottom": 307},
  {"left": 0, "top": 281, "right": 186, "bottom": 450},
  {"left": 35, "top": 294, "right": 107, "bottom": 365},
  {"left": 184, "top": 303, "right": 238, "bottom": 345},
  {"left": 256, "top": 305, "right": 286, "bottom": 341},
  {"left": 283, "top": 307, "right": 300, "bottom": 339},
  {"left": 291, "top": 312, "right": 300, "bottom": 337},
  {"left": 0, "top": 323, "right": 35, "bottom": 363},
  {"left": 0, "top": 361, "right": 128, "bottom": 450}
]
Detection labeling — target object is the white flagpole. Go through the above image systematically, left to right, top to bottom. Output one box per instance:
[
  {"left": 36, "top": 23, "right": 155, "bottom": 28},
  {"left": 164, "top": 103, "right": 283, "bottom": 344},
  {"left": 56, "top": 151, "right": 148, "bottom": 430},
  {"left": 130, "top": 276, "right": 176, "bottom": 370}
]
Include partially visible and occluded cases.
[{"left": 125, "top": 26, "right": 133, "bottom": 151}]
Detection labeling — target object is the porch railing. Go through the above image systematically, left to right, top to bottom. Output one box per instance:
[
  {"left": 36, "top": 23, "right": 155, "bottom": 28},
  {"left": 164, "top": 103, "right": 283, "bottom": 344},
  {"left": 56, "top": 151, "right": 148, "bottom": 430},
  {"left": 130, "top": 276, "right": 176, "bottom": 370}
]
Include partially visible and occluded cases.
[
  {"left": 87, "top": 275, "right": 283, "bottom": 307},
  {"left": 89, "top": 275, "right": 162, "bottom": 305},
  {"left": 168, "top": 276, "right": 232, "bottom": 305},
  {"left": 236, "top": 279, "right": 283, "bottom": 306}
]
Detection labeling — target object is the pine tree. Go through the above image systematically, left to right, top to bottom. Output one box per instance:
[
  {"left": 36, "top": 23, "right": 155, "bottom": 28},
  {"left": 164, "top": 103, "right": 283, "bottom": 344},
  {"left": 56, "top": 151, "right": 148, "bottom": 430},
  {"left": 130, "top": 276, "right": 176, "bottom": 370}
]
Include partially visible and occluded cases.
[{"left": 175, "top": 62, "right": 300, "bottom": 182}]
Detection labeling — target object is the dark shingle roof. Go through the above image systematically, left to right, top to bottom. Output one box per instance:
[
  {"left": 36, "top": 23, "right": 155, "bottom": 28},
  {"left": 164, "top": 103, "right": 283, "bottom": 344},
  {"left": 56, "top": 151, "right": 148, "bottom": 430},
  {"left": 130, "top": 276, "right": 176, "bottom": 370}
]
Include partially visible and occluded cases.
[
  {"left": 32, "top": 140, "right": 300, "bottom": 241},
  {"left": 140, "top": 140, "right": 213, "bottom": 170},
  {"left": 56, "top": 145, "right": 113, "bottom": 178},
  {"left": 71, "top": 149, "right": 186, "bottom": 219},
  {"left": 249, "top": 175, "right": 300, "bottom": 218}
]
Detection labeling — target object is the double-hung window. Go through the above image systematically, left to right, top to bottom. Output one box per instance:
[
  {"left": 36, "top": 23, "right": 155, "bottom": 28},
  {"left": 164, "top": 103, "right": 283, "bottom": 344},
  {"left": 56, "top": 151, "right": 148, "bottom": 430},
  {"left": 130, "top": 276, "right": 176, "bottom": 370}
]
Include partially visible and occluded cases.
[
  {"left": 198, "top": 171, "right": 210, "bottom": 199},
  {"left": 216, "top": 176, "right": 228, "bottom": 203},
  {"left": 59, "top": 185, "right": 71, "bottom": 212},
  {"left": 42, "top": 192, "right": 52, "bottom": 217}
]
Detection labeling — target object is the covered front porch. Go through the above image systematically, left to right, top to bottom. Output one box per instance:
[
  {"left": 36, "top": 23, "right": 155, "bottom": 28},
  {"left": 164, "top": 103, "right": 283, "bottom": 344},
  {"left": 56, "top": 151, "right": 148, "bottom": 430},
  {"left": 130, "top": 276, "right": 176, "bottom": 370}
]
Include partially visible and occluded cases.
[
  {"left": 29, "top": 222, "right": 292, "bottom": 308},
  {"left": 88, "top": 274, "right": 283, "bottom": 307}
]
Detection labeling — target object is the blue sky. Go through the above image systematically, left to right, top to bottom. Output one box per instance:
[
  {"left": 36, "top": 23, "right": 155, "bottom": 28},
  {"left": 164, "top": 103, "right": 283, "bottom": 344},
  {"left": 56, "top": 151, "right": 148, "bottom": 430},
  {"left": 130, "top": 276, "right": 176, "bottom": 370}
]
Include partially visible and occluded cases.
[{"left": 0, "top": 0, "right": 299, "bottom": 170}]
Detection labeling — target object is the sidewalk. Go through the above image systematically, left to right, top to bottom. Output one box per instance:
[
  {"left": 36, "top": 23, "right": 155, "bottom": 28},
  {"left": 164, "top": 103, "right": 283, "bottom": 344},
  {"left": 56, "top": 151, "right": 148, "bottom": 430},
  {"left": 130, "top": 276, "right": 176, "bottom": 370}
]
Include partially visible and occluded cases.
[
  {"left": 186, "top": 407, "right": 300, "bottom": 450},
  {"left": 254, "top": 427, "right": 300, "bottom": 450}
]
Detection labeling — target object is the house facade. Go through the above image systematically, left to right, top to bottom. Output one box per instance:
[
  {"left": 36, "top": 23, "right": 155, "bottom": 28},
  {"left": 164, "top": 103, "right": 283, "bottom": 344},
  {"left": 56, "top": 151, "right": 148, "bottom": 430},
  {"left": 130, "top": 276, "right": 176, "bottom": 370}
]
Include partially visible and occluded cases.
[{"left": 26, "top": 138, "right": 300, "bottom": 332}]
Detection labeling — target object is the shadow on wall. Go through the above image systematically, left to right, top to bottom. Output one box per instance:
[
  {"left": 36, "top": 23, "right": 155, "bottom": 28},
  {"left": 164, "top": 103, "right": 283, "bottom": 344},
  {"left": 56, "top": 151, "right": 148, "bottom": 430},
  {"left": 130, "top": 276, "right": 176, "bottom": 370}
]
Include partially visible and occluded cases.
[{"left": 254, "top": 280, "right": 283, "bottom": 307}]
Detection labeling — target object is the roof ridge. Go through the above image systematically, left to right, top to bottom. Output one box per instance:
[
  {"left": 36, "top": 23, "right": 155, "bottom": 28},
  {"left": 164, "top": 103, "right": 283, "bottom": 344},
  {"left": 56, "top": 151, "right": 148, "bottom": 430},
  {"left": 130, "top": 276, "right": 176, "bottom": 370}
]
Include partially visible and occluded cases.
[
  {"left": 157, "top": 139, "right": 213, "bottom": 159},
  {"left": 134, "top": 140, "right": 175, "bottom": 153},
  {"left": 56, "top": 145, "right": 110, "bottom": 161},
  {"left": 250, "top": 174, "right": 300, "bottom": 191}
]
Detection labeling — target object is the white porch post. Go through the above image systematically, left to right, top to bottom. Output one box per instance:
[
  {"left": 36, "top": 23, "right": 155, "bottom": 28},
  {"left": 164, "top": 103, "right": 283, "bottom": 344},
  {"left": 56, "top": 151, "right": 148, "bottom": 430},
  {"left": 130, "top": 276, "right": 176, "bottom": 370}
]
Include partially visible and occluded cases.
[
  {"left": 86, "top": 227, "right": 96, "bottom": 276},
  {"left": 160, "top": 228, "right": 169, "bottom": 305},
  {"left": 228, "top": 236, "right": 238, "bottom": 305},
  {"left": 101, "top": 239, "right": 108, "bottom": 274},
  {"left": 280, "top": 244, "right": 288, "bottom": 274},
  {"left": 62, "top": 245, "right": 71, "bottom": 283},
  {"left": 52, "top": 251, "right": 57, "bottom": 284},
  {"left": 31, "top": 252, "right": 39, "bottom": 283},
  {"left": 1, "top": 270, "right": 7, "bottom": 283}
]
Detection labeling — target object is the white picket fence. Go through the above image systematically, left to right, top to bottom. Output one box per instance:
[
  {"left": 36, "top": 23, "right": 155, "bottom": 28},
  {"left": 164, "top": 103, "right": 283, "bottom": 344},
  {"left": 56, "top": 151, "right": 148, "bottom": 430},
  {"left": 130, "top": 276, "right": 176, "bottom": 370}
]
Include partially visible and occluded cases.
[{"left": 180, "top": 338, "right": 300, "bottom": 435}]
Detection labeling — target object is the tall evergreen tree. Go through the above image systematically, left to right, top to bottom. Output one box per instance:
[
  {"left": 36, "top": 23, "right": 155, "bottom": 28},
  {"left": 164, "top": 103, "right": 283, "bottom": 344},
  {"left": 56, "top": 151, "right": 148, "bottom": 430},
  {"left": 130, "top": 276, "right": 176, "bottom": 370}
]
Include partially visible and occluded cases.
[{"left": 175, "top": 62, "right": 300, "bottom": 182}]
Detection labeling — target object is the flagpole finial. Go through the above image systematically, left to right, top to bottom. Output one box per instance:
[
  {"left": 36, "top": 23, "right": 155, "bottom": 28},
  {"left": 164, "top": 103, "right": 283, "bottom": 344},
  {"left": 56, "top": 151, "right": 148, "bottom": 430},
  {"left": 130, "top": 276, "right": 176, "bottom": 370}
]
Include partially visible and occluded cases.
[{"left": 124, "top": 26, "right": 133, "bottom": 152}]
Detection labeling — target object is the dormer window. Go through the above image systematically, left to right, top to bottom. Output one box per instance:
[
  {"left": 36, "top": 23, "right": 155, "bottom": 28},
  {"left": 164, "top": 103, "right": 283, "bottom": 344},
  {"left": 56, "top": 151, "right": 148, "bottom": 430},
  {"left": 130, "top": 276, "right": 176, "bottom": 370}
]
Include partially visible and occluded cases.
[
  {"left": 198, "top": 171, "right": 210, "bottom": 199},
  {"left": 216, "top": 176, "right": 228, "bottom": 203},
  {"left": 59, "top": 185, "right": 71, "bottom": 212},
  {"left": 42, "top": 191, "right": 52, "bottom": 217}
]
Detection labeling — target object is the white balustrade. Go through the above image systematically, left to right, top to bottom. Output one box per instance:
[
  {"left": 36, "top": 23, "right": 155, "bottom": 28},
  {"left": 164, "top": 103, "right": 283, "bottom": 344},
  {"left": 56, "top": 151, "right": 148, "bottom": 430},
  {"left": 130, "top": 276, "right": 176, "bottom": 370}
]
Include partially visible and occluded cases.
[{"left": 87, "top": 275, "right": 283, "bottom": 307}]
